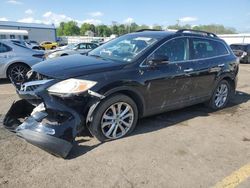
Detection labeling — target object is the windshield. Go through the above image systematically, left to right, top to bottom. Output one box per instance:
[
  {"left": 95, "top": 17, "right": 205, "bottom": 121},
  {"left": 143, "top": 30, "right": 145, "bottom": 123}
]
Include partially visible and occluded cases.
[
  {"left": 88, "top": 35, "right": 159, "bottom": 63},
  {"left": 65, "top": 43, "right": 77, "bottom": 49}
]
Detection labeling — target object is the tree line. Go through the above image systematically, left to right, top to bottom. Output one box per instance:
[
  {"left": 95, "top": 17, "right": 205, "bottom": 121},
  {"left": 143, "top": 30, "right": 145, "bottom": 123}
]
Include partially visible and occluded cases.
[{"left": 56, "top": 21, "right": 237, "bottom": 37}]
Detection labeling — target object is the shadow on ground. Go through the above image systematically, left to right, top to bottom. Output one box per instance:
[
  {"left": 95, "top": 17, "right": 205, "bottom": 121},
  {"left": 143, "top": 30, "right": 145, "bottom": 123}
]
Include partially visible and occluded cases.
[
  {"left": 0, "top": 79, "right": 10, "bottom": 85},
  {"left": 69, "top": 90, "right": 250, "bottom": 159},
  {"left": 133, "top": 91, "right": 250, "bottom": 136}
]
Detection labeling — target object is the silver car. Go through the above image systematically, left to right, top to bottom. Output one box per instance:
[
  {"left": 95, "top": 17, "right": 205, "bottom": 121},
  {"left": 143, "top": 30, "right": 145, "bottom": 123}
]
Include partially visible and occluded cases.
[
  {"left": 0, "top": 40, "right": 44, "bottom": 83},
  {"left": 46, "top": 42, "right": 98, "bottom": 59}
]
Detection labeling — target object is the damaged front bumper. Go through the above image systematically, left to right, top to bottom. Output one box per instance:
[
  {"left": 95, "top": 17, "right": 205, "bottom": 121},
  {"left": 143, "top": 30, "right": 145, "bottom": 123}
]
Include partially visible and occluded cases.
[{"left": 3, "top": 79, "right": 102, "bottom": 158}]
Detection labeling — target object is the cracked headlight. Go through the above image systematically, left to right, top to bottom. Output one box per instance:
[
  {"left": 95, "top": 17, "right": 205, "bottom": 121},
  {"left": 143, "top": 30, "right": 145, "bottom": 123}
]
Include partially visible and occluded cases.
[{"left": 47, "top": 79, "right": 97, "bottom": 95}]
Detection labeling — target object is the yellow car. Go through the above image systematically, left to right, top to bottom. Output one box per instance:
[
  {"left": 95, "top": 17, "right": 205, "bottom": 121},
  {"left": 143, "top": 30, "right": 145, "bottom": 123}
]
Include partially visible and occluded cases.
[{"left": 40, "top": 41, "right": 58, "bottom": 50}]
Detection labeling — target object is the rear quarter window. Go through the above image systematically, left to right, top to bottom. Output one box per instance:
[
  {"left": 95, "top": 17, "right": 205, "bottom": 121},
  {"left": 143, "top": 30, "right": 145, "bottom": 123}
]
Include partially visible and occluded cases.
[
  {"left": 191, "top": 38, "right": 228, "bottom": 60},
  {"left": 0, "top": 43, "right": 12, "bottom": 53},
  {"left": 230, "top": 45, "right": 247, "bottom": 52}
]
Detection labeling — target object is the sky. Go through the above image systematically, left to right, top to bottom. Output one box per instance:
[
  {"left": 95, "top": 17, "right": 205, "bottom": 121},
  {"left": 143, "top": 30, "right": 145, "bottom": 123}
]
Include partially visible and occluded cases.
[{"left": 0, "top": 0, "right": 250, "bottom": 32}]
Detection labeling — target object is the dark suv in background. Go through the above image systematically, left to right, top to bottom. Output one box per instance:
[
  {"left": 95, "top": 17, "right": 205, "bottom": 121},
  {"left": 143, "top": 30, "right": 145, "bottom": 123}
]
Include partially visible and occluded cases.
[
  {"left": 4, "top": 29, "right": 239, "bottom": 157},
  {"left": 230, "top": 43, "right": 250, "bottom": 63}
]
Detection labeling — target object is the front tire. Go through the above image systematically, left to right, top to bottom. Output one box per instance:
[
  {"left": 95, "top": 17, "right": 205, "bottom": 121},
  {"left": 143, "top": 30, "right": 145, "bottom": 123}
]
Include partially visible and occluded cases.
[
  {"left": 208, "top": 80, "right": 231, "bottom": 110},
  {"left": 88, "top": 94, "right": 138, "bottom": 142}
]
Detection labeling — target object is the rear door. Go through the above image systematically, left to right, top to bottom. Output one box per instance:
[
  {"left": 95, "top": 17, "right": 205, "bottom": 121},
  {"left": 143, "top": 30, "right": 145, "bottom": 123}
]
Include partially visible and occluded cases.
[{"left": 188, "top": 37, "right": 230, "bottom": 98}]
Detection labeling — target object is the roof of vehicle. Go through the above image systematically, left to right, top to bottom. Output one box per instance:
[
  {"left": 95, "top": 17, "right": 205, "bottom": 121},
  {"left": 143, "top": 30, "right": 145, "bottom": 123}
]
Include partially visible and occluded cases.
[
  {"left": 128, "top": 29, "right": 221, "bottom": 41},
  {"left": 128, "top": 30, "right": 175, "bottom": 38}
]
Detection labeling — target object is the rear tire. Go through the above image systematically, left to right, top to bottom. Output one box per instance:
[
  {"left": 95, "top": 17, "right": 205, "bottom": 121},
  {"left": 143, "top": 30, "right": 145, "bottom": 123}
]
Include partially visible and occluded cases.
[
  {"left": 7, "top": 63, "right": 30, "bottom": 84},
  {"left": 207, "top": 80, "right": 231, "bottom": 110},
  {"left": 88, "top": 94, "right": 138, "bottom": 142}
]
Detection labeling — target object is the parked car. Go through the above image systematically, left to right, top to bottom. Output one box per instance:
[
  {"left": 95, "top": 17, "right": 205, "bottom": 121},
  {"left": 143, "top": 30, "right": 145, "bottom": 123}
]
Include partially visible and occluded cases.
[
  {"left": 4, "top": 29, "right": 238, "bottom": 158},
  {"left": 56, "top": 37, "right": 68, "bottom": 47},
  {"left": 91, "top": 38, "right": 104, "bottom": 44},
  {"left": 6, "top": 39, "right": 42, "bottom": 50},
  {"left": 0, "top": 40, "right": 44, "bottom": 83},
  {"left": 29, "top": 40, "right": 39, "bottom": 45},
  {"left": 25, "top": 41, "right": 42, "bottom": 50},
  {"left": 40, "top": 41, "right": 58, "bottom": 50},
  {"left": 46, "top": 42, "right": 98, "bottom": 59},
  {"left": 230, "top": 43, "right": 250, "bottom": 63}
]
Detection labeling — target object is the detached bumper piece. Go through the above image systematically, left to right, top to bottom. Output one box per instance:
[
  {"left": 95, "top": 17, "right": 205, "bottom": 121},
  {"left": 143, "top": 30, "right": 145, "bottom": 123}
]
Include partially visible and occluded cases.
[
  {"left": 3, "top": 98, "right": 83, "bottom": 158},
  {"left": 17, "top": 129, "right": 72, "bottom": 158}
]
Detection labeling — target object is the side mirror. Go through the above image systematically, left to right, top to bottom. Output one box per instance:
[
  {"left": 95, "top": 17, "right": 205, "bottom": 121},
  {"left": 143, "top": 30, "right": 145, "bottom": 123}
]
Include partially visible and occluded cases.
[
  {"left": 73, "top": 47, "right": 78, "bottom": 50},
  {"left": 148, "top": 54, "right": 170, "bottom": 66}
]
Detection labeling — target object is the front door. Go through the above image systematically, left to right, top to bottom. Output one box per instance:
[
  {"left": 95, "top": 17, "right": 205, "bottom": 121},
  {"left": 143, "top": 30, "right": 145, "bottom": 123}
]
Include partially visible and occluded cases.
[{"left": 141, "top": 37, "right": 194, "bottom": 112}]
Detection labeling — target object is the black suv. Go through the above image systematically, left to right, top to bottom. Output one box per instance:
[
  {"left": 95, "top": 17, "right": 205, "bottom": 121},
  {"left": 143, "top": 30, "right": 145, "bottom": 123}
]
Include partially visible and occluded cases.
[
  {"left": 4, "top": 29, "right": 239, "bottom": 157},
  {"left": 230, "top": 43, "right": 250, "bottom": 63}
]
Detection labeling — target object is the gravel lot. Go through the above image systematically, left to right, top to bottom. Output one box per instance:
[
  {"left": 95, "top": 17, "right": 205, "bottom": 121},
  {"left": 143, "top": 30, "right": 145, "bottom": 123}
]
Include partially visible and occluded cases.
[{"left": 0, "top": 65, "right": 250, "bottom": 188}]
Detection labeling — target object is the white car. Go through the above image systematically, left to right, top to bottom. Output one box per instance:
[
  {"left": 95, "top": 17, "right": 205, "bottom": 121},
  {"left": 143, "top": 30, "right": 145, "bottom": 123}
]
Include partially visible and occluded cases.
[
  {"left": 8, "top": 39, "right": 41, "bottom": 50},
  {"left": 0, "top": 40, "right": 44, "bottom": 83},
  {"left": 46, "top": 42, "right": 98, "bottom": 59}
]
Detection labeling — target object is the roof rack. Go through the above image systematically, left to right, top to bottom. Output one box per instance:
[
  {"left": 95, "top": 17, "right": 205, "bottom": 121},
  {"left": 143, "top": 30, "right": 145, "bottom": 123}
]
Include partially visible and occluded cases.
[
  {"left": 136, "top": 29, "right": 163, "bottom": 32},
  {"left": 176, "top": 29, "right": 218, "bottom": 38}
]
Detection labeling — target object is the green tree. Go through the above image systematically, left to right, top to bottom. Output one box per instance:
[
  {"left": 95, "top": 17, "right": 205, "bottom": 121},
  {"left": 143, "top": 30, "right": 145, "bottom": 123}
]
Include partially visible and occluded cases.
[
  {"left": 56, "top": 21, "right": 237, "bottom": 36},
  {"left": 63, "top": 21, "right": 80, "bottom": 36},
  {"left": 56, "top": 22, "right": 65, "bottom": 36},
  {"left": 130, "top": 22, "right": 139, "bottom": 32},
  {"left": 80, "top": 23, "right": 96, "bottom": 35},
  {"left": 167, "top": 23, "right": 236, "bottom": 34},
  {"left": 118, "top": 24, "right": 127, "bottom": 35},
  {"left": 137, "top": 24, "right": 150, "bottom": 31},
  {"left": 167, "top": 24, "right": 191, "bottom": 30},
  {"left": 193, "top": 24, "right": 236, "bottom": 34},
  {"left": 96, "top": 25, "right": 112, "bottom": 37},
  {"left": 111, "top": 25, "right": 119, "bottom": 35},
  {"left": 153, "top": 25, "right": 163, "bottom": 30}
]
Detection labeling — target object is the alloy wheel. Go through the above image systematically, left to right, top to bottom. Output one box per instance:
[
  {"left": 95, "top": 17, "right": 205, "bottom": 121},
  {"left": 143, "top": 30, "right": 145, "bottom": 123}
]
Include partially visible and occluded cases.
[
  {"left": 9, "top": 64, "right": 29, "bottom": 83},
  {"left": 214, "top": 83, "right": 229, "bottom": 108},
  {"left": 101, "top": 102, "right": 134, "bottom": 139}
]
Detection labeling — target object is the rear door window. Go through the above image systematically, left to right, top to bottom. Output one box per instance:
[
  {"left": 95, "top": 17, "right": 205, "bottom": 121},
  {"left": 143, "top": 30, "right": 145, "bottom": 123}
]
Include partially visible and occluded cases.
[
  {"left": 190, "top": 38, "right": 228, "bottom": 59},
  {"left": 86, "top": 44, "right": 93, "bottom": 49}
]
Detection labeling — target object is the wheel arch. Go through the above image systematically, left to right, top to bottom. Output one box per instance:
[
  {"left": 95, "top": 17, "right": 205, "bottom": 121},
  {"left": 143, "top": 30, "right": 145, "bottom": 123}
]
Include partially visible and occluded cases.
[
  {"left": 61, "top": 53, "right": 68, "bottom": 56},
  {"left": 219, "top": 74, "right": 236, "bottom": 93},
  {"left": 103, "top": 87, "right": 145, "bottom": 118}
]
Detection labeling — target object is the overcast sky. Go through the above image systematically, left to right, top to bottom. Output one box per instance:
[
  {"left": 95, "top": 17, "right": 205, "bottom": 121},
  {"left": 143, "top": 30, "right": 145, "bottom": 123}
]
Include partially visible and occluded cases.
[{"left": 0, "top": 0, "right": 250, "bottom": 32}]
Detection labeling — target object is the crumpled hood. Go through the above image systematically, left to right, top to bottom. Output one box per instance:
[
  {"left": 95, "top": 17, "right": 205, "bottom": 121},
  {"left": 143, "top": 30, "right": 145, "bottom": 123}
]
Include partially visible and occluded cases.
[{"left": 32, "top": 54, "right": 125, "bottom": 79}]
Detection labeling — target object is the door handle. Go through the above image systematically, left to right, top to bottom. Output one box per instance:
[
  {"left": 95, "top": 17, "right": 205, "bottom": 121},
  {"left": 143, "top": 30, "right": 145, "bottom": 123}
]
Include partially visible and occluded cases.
[{"left": 184, "top": 68, "right": 194, "bottom": 73}]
